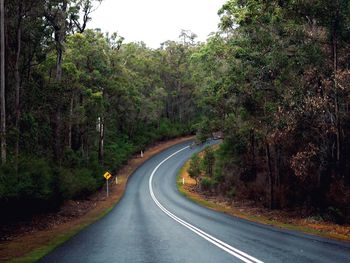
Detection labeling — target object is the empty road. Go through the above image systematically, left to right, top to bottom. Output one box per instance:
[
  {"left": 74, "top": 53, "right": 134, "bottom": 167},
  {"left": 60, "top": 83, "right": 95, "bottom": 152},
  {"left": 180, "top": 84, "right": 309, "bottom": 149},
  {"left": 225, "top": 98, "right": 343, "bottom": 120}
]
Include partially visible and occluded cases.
[{"left": 40, "top": 140, "right": 350, "bottom": 263}]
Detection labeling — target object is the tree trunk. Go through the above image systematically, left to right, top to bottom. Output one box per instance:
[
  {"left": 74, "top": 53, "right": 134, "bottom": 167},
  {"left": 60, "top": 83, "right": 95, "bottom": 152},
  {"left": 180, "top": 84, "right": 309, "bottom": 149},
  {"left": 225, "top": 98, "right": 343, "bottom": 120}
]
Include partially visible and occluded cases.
[
  {"left": 0, "top": 0, "right": 6, "bottom": 164},
  {"left": 50, "top": 2, "right": 67, "bottom": 163},
  {"left": 14, "top": 6, "right": 22, "bottom": 169},
  {"left": 332, "top": 33, "right": 341, "bottom": 163},
  {"left": 53, "top": 42, "right": 63, "bottom": 162},
  {"left": 68, "top": 95, "right": 73, "bottom": 149},
  {"left": 98, "top": 117, "right": 105, "bottom": 165},
  {"left": 250, "top": 129, "right": 256, "bottom": 178},
  {"left": 265, "top": 142, "right": 274, "bottom": 209},
  {"left": 274, "top": 144, "right": 281, "bottom": 207},
  {"left": 274, "top": 145, "right": 280, "bottom": 187}
]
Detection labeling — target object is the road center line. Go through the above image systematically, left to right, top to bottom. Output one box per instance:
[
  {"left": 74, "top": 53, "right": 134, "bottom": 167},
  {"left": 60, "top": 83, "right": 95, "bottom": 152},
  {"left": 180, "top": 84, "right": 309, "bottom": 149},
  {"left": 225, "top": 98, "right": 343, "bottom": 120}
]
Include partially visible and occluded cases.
[{"left": 148, "top": 145, "right": 264, "bottom": 263}]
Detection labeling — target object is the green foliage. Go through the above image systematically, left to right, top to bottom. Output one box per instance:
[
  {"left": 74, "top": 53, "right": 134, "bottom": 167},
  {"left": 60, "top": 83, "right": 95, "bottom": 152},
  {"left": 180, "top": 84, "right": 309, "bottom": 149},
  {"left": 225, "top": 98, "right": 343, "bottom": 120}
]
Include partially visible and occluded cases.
[
  {"left": 5, "top": 0, "right": 350, "bottom": 224},
  {"left": 191, "top": 0, "right": 350, "bottom": 221},
  {"left": 1, "top": 10, "right": 200, "bottom": 219},
  {"left": 5, "top": 25, "right": 202, "bottom": 218},
  {"left": 196, "top": 118, "right": 213, "bottom": 142},
  {"left": 158, "top": 119, "right": 181, "bottom": 139},
  {"left": 104, "top": 138, "right": 135, "bottom": 170},
  {"left": 202, "top": 147, "right": 215, "bottom": 177},
  {"left": 63, "top": 148, "right": 84, "bottom": 167},
  {"left": 188, "top": 154, "right": 202, "bottom": 185},
  {"left": 0, "top": 157, "right": 101, "bottom": 217},
  {"left": 0, "top": 158, "right": 56, "bottom": 217},
  {"left": 0, "top": 159, "right": 54, "bottom": 202},
  {"left": 58, "top": 168, "right": 100, "bottom": 200},
  {"left": 200, "top": 177, "right": 218, "bottom": 192},
  {"left": 226, "top": 187, "right": 236, "bottom": 199}
]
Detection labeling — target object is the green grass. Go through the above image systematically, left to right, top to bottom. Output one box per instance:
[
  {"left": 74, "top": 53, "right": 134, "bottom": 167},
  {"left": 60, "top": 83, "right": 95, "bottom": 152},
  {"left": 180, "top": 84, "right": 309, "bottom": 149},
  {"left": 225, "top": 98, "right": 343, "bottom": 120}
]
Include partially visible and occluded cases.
[{"left": 11, "top": 229, "right": 84, "bottom": 263}]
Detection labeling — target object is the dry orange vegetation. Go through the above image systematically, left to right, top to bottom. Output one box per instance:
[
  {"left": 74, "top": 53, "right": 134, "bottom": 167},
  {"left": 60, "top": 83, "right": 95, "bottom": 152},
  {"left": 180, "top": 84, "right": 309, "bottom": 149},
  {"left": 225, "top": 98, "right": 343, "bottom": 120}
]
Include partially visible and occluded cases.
[
  {"left": 0, "top": 136, "right": 194, "bottom": 262},
  {"left": 178, "top": 148, "right": 350, "bottom": 242}
]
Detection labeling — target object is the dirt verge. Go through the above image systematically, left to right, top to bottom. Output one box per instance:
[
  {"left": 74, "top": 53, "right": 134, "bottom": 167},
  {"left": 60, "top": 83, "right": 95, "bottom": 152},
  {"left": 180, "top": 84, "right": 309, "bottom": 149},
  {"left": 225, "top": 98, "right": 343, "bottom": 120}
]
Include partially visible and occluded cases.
[{"left": 0, "top": 136, "right": 193, "bottom": 263}]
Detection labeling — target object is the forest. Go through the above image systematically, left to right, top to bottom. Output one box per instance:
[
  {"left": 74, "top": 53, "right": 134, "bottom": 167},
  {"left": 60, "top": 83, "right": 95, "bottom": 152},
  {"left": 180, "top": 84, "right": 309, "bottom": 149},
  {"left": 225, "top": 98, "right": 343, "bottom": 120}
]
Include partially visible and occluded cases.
[
  {"left": 0, "top": 0, "right": 198, "bottom": 219},
  {"left": 1, "top": 0, "right": 350, "bottom": 224}
]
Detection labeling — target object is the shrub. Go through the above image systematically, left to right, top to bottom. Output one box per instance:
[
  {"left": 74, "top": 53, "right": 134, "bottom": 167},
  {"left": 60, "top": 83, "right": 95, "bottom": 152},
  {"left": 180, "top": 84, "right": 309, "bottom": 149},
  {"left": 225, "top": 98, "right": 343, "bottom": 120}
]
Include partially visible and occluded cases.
[
  {"left": 104, "top": 138, "right": 135, "bottom": 170},
  {"left": 202, "top": 147, "right": 215, "bottom": 177},
  {"left": 63, "top": 148, "right": 83, "bottom": 167},
  {"left": 188, "top": 154, "right": 202, "bottom": 185},
  {"left": 0, "top": 158, "right": 55, "bottom": 218},
  {"left": 17, "top": 158, "right": 54, "bottom": 201},
  {"left": 59, "top": 168, "right": 100, "bottom": 200},
  {"left": 201, "top": 177, "right": 217, "bottom": 192},
  {"left": 227, "top": 187, "right": 236, "bottom": 198},
  {"left": 326, "top": 206, "right": 345, "bottom": 224}
]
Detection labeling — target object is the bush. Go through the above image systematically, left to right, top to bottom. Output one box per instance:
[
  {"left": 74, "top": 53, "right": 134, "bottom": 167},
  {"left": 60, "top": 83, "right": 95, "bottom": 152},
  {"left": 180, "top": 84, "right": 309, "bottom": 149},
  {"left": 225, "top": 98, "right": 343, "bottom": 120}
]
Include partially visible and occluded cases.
[
  {"left": 195, "top": 117, "right": 214, "bottom": 142},
  {"left": 0, "top": 118, "right": 194, "bottom": 221},
  {"left": 158, "top": 119, "right": 179, "bottom": 139},
  {"left": 104, "top": 137, "right": 135, "bottom": 170},
  {"left": 202, "top": 147, "right": 215, "bottom": 177},
  {"left": 63, "top": 148, "right": 84, "bottom": 167},
  {"left": 188, "top": 154, "right": 202, "bottom": 185},
  {"left": 0, "top": 158, "right": 55, "bottom": 218},
  {"left": 0, "top": 158, "right": 54, "bottom": 202},
  {"left": 17, "top": 158, "right": 54, "bottom": 201},
  {"left": 58, "top": 168, "right": 100, "bottom": 200},
  {"left": 200, "top": 177, "right": 217, "bottom": 192},
  {"left": 226, "top": 187, "right": 236, "bottom": 198},
  {"left": 326, "top": 206, "right": 345, "bottom": 224}
]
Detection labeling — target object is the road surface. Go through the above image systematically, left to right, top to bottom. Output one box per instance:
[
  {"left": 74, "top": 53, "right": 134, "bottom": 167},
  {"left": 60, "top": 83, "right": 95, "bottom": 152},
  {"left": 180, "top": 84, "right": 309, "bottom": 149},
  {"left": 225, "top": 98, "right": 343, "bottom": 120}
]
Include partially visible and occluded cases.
[{"left": 40, "top": 140, "right": 350, "bottom": 263}]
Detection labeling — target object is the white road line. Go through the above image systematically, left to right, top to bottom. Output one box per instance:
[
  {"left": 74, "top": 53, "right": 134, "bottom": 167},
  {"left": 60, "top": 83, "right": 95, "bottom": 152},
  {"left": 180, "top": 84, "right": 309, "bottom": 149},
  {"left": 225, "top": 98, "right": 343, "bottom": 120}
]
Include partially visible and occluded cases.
[{"left": 148, "top": 146, "right": 264, "bottom": 263}]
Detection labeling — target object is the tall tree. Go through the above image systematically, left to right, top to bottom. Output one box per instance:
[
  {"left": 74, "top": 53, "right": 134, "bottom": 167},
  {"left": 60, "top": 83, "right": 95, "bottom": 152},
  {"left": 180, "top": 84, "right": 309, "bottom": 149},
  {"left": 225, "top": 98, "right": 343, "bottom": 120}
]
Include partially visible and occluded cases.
[{"left": 0, "top": 0, "right": 6, "bottom": 164}]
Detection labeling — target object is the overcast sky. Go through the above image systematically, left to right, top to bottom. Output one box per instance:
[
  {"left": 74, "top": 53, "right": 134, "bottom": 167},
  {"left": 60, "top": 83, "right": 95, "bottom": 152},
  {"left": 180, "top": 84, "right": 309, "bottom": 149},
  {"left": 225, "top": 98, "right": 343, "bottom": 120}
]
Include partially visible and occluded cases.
[{"left": 89, "top": 0, "right": 227, "bottom": 48}]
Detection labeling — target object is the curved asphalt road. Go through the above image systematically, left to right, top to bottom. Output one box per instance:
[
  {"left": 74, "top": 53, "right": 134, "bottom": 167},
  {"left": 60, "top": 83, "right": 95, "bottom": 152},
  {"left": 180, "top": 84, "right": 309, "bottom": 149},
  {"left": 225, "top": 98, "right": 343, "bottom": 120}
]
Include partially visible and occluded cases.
[{"left": 40, "top": 140, "right": 350, "bottom": 263}]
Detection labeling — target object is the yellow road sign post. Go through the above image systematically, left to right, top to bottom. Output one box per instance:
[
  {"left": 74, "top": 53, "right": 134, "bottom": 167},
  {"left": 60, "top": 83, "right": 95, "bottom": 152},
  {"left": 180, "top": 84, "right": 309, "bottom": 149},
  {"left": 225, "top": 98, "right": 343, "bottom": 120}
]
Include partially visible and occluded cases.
[
  {"left": 103, "top": 171, "right": 112, "bottom": 197},
  {"left": 104, "top": 172, "right": 112, "bottom": 180}
]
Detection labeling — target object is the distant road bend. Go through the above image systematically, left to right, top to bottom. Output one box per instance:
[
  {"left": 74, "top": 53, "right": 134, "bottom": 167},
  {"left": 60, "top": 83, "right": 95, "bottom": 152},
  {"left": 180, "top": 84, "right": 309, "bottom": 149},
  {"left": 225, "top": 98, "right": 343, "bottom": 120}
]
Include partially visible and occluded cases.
[{"left": 41, "top": 140, "right": 350, "bottom": 263}]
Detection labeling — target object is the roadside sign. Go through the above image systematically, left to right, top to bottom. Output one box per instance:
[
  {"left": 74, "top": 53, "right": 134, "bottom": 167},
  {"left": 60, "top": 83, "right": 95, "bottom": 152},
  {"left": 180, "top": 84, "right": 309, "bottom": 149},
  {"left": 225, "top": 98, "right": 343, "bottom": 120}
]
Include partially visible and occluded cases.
[
  {"left": 103, "top": 171, "right": 112, "bottom": 198},
  {"left": 104, "top": 171, "right": 112, "bottom": 180}
]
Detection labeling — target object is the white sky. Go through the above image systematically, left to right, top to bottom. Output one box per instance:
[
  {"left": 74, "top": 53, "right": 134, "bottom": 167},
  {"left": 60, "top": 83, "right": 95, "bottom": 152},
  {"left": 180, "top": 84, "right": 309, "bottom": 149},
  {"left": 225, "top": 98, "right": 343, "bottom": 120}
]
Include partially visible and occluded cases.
[{"left": 89, "top": 0, "right": 227, "bottom": 48}]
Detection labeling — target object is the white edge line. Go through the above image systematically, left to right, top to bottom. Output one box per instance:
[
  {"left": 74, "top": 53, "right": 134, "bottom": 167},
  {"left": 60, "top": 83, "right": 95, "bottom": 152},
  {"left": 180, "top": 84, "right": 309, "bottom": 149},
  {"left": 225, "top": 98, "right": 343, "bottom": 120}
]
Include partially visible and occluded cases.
[{"left": 148, "top": 145, "right": 264, "bottom": 263}]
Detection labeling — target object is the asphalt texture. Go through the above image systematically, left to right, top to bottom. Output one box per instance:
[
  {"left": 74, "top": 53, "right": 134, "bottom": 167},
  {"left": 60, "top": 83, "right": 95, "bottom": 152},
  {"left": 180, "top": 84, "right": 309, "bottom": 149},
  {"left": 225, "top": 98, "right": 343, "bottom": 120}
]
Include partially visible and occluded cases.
[{"left": 40, "top": 140, "right": 350, "bottom": 263}]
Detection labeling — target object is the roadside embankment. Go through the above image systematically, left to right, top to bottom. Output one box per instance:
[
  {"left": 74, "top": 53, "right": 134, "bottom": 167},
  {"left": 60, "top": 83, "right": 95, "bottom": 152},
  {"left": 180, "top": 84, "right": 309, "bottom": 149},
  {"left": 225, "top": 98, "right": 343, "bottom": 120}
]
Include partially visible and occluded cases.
[{"left": 177, "top": 146, "right": 350, "bottom": 243}]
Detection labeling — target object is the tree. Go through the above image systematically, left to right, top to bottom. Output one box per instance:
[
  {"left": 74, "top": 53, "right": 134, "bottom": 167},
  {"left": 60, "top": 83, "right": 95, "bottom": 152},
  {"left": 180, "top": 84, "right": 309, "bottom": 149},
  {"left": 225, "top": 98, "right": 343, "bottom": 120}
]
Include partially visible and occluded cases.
[
  {"left": 0, "top": 0, "right": 6, "bottom": 164},
  {"left": 70, "top": 0, "right": 103, "bottom": 34},
  {"left": 190, "top": 0, "right": 350, "bottom": 217},
  {"left": 0, "top": 1, "right": 201, "bottom": 219},
  {"left": 159, "top": 39, "right": 198, "bottom": 124},
  {"left": 202, "top": 147, "right": 215, "bottom": 177},
  {"left": 188, "top": 154, "right": 201, "bottom": 186}
]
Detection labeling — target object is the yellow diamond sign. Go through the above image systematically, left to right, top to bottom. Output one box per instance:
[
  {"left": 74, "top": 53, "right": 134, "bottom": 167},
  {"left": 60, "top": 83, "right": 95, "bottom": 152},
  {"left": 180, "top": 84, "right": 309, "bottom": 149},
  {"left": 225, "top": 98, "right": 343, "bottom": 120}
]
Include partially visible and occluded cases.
[{"left": 103, "top": 171, "right": 112, "bottom": 180}]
